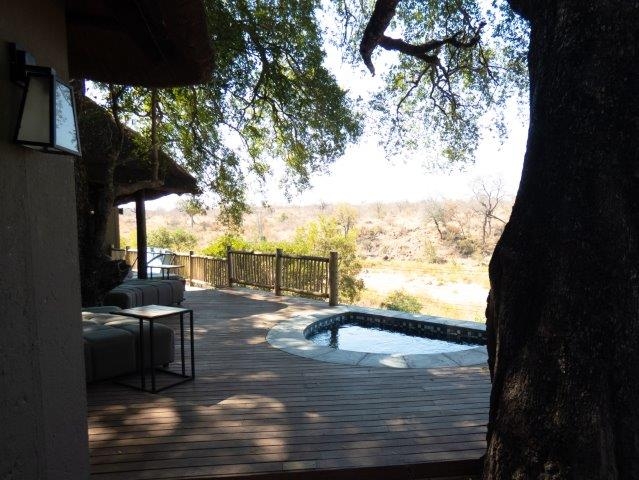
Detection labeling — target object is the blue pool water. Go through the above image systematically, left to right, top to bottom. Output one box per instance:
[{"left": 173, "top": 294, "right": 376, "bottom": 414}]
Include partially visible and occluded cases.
[{"left": 307, "top": 322, "right": 480, "bottom": 355}]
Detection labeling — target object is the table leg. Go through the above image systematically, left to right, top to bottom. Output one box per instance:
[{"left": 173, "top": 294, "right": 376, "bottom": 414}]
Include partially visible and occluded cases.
[
  {"left": 190, "top": 311, "right": 195, "bottom": 378},
  {"left": 180, "top": 313, "right": 185, "bottom": 376},
  {"left": 139, "top": 318, "right": 145, "bottom": 390},
  {"left": 150, "top": 320, "right": 156, "bottom": 393}
]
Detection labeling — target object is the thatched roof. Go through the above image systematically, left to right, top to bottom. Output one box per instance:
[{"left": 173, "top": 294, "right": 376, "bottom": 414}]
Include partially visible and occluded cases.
[
  {"left": 67, "top": 0, "right": 213, "bottom": 87},
  {"left": 77, "top": 94, "right": 199, "bottom": 204}
]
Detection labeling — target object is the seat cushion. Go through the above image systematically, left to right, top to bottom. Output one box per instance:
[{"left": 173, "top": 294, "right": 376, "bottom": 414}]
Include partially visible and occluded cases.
[
  {"left": 103, "top": 279, "right": 184, "bottom": 308},
  {"left": 104, "top": 319, "right": 175, "bottom": 367},
  {"left": 83, "top": 326, "right": 136, "bottom": 381}
]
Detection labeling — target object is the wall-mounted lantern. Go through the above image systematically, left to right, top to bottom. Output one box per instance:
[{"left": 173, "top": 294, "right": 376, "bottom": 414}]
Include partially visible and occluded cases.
[{"left": 9, "top": 43, "right": 81, "bottom": 156}]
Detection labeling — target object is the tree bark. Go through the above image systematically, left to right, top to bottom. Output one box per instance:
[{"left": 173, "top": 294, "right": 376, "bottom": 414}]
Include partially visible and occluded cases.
[{"left": 485, "top": 2, "right": 639, "bottom": 478}]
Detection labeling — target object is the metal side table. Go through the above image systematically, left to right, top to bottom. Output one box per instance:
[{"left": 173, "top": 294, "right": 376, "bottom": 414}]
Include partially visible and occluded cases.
[{"left": 115, "top": 305, "right": 194, "bottom": 393}]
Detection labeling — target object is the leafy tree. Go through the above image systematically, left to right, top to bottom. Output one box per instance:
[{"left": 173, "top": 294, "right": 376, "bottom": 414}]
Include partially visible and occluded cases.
[
  {"left": 92, "top": 0, "right": 362, "bottom": 226},
  {"left": 334, "top": 0, "right": 527, "bottom": 165},
  {"left": 358, "top": 0, "right": 639, "bottom": 476},
  {"left": 79, "top": 1, "right": 362, "bottom": 303},
  {"left": 178, "top": 196, "right": 208, "bottom": 228},
  {"left": 424, "top": 198, "right": 458, "bottom": 241},
  {"left": 334, "top": 203, "right": 359, "bottom": 237},
  {"left": 289, "top": 215, "right": 364, "bottom": 303},
  {"left": 147, "top": 228, "right": 197, "bottom": 253},
  {"left": 202, "top": 233, "right": 278, "bottom": 258},
  {"left": 202, "top": 234, "right": 254, "bottom": 258},
  {"left": 381, "top": 290, "right": 422, "bottom": 313}
]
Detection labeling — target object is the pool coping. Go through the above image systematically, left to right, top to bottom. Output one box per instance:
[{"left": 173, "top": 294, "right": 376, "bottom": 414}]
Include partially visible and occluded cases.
[{"left": 266, "top": 306, "right": 488, "bottom": 369}]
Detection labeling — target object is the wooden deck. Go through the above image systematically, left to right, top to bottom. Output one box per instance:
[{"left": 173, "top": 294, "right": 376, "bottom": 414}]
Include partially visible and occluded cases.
[{"left": 87, "top": 288, "right": 490, "bottom": 479}]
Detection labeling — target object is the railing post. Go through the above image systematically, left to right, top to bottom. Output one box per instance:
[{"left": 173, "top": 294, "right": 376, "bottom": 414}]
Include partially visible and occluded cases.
[
  {"left": 124, "top": 245, "right": 130, "bottom": 265},
  {"left": 226, "top": 245, "right": 233, "bottom": 287},
  {"left": 275, "top": 248, "right": 283, "bottom": 296},
  {"left": 189, "top": 250, "right": 194, "bottom": 286},
  {"left": 329, "top": 251, "right": 338, "bottom": 306}
]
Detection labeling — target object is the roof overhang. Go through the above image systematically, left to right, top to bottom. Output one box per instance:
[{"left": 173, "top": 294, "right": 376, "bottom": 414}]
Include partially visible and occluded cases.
[
  {"left": 66, "top": 0, "right": 213, "bottom": 87},
  {"left": 77, "top": 95, "right": 200, "bottom": 204}
]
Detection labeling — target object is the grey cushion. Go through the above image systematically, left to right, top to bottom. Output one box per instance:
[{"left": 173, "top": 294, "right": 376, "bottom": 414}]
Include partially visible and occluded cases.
[
  {"left": 104, "top": 279, "right": 184, "bottom": 309},
  {"left": 104, "top": 319, "right": 175, "bottom": 367},
  {"left": 83, "top": 326, "right": 136, "bottom": 382}
]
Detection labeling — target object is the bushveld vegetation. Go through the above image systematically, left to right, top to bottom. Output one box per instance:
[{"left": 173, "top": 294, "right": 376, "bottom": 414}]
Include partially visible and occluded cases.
[
  {"left": 121, "top": 189, "right": 510, "bottom": 319},
  {"left": 380, "top": 290, "right": 422, "bottom": 314}
]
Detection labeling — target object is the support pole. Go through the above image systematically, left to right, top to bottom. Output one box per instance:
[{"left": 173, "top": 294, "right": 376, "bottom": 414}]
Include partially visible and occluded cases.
[
  {"left": 135, "top": 190, "right": 147, "bottom": 279},
  {"left": 226, "top": 245, "right": 233, "bottom": 287},
  {"left": 275, "top": 248, "right": 283, "bottom": 296},
  {"left": 329, "top": 251, "right": 338, "bottom": 306}
]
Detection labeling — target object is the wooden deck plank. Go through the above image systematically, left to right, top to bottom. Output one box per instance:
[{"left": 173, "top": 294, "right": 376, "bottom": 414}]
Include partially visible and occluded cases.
[{"left": 87, "top": 288, "right": 490, "bottom": 479}]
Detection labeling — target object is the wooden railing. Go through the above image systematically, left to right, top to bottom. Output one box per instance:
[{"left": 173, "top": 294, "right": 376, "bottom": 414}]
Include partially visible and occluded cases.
[{"left": 110, "top": 246, "right": 338, "bottom": 305}]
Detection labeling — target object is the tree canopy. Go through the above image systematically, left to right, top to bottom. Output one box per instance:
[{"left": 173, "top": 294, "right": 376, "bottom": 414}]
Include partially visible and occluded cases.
[
  {"left": 89, "top": 0, "right": 531, "bottom": 228},
  {"left": 93, "top": 0, "right": 364, "bottom": 225},
  {"left": 333, "top": 0, "right": 529, "bottom": 164}
]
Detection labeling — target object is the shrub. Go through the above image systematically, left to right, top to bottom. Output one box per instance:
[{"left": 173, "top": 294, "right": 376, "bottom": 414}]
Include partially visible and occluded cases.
[
  {"left": 289, "top": 215, "right": 364, "bottom": 304},
  {"left": 147, "top": 227, "right": 197, "bottom": 252},
  {"left": 202, "top": 234, "right": 279, "bottom": 257},
  {"left": 202, "top": 234, "right": 253, "bottom": 257},
  {"left": 455, "top": 237, "right": 478, "bottom": 257},
  {"left": 423, "top": 239, "right": 446, "bottom": 264},
  {"left": 380, "top": 290, "right": 422, "bottom": 314}
]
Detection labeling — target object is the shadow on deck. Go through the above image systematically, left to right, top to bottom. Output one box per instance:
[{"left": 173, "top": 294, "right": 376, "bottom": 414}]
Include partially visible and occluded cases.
[{"left": 87, "top": 288, "right": 489, "bottom": 479}]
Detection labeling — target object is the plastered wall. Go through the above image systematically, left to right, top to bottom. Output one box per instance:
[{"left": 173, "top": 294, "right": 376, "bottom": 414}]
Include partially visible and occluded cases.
[{"left": 0, "top": 1, "right": 90, "bottom": 478}]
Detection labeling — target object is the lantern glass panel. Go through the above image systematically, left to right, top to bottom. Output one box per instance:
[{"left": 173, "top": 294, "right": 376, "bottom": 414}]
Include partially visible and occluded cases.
[
  {"left": 16, "top": 74, "right": 51, "bottom": 145},
  {"left": 54, "top": 80, "right": 80, "bottom": 154}
]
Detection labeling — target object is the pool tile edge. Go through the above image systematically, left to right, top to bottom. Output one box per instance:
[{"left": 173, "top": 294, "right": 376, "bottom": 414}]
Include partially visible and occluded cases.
[{"left": 266, "top": 307, "right": 488, "bottom": 369}]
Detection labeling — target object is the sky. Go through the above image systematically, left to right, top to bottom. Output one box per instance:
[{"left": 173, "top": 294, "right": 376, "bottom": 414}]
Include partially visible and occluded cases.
[
  {"left": 141, "top": 105, "right": 528, "bottom": 211},
  {"left": 141, "top": 118, "right": 527, "bottom": 211},
  {"left": 268, "top": 119, "right": 527, "bottom": 206}
]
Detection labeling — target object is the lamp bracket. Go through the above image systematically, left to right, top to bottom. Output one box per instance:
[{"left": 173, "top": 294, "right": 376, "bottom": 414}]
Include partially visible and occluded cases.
[{"left": 8, "top": 43, "right": 54, "bottom": 85}]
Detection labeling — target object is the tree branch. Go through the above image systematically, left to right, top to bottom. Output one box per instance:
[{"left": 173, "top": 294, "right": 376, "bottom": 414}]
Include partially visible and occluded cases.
[
  {"left": 359, "top": 0, "right": 400, "bottom": 75},
  {"left": 360, "top": 0, "right": 487, "bottom": 80},
  {"left": 377, "top": 22, "right": 486, "bottom": 65}
]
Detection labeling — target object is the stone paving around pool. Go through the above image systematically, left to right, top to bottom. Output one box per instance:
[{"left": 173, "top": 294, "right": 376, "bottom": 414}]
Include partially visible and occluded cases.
[{"left": 266, "top": 305, "right": 488, "bottom": 369}]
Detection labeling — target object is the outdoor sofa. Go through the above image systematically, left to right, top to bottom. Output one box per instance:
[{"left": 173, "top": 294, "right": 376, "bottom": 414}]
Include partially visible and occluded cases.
[{"left": 103, "top": 277, "right": 185, "bottom": 309}]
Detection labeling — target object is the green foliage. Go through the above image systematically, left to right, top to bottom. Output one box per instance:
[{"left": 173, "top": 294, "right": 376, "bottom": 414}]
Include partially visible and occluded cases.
[
  {"left": 93, "top": 0, "right": 362, "bottom": 227},
  {"left": 329, "top": 0, "right": 529, "bottom": 166},
  {"left": 178, "top": 196, "right": 207, "bottom": 227},
  {"left": 334, "top": 204, "right": 358, "bottom": 237},
  {"left": 202, "top": 213, "right": 365, "bottom": 303},
  {"left": 289, "top": 215, "right": 364, "bottom": 303},
  {"left": 147, "top": 228, "right": 197, "bottom": 253},
  {"left": 122, "top": 229, "right": 138, "bottom": 249},
  {"left": 202, "top": 233, "right": 279, "bottom": 258},
  {"left": 202, "top": 234, "right": 253, "bottom": 257},
  {"left": 380, "top": 290, "right": 422, "bottom": 314}
]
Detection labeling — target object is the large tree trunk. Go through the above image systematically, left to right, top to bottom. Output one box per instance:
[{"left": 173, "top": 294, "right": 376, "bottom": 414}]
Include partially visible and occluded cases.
[{"left": 485, "top": 1, "right": 639, "bottom": 477}]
